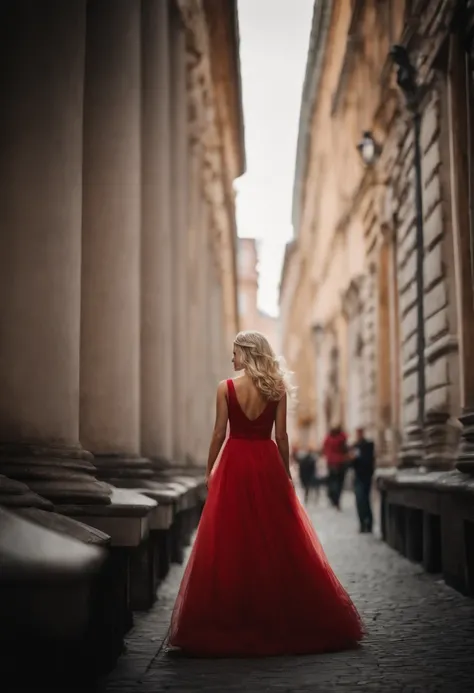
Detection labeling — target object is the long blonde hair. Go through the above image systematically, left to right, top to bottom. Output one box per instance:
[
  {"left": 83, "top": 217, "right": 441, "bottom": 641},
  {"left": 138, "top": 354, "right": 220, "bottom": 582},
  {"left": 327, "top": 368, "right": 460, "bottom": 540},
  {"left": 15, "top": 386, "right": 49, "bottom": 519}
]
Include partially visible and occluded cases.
[{"left": 233, "top": 330, "right": 295, "bottom": 402}]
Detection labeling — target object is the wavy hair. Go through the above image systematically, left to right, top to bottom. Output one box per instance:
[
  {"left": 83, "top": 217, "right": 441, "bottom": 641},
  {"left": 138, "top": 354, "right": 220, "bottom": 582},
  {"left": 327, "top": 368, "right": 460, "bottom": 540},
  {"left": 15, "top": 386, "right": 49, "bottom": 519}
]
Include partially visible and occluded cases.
[{"left": 233, "top": 330, "right": 295, "bottom": 402}]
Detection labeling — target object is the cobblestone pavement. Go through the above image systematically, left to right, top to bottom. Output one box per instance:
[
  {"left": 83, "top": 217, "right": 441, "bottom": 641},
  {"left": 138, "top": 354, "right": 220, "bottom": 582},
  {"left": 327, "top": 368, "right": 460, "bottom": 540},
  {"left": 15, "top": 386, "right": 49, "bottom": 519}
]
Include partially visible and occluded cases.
[{"left": 99, "top": 490, "right": 474, "bottom": 693}]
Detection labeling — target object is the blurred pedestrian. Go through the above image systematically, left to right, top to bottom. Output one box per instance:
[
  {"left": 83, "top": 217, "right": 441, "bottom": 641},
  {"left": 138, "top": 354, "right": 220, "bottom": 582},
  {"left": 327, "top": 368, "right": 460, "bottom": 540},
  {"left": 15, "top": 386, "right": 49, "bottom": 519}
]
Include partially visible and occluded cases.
[
  {"left": 322, "top": 425, "right": 348, "bottom": 510},
  {"left": 349, "top": 427, "right": 375, "bottom": 533},
  {"left": 295, "top": 447, "right": 317, "bottom": 503}
]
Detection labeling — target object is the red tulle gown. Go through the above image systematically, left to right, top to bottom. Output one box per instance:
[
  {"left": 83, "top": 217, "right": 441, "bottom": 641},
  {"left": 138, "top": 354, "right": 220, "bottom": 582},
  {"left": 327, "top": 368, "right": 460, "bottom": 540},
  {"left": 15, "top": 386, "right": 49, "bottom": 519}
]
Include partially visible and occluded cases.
[{"left": 168, "top": 379, "right": 364, "bottom": 657}]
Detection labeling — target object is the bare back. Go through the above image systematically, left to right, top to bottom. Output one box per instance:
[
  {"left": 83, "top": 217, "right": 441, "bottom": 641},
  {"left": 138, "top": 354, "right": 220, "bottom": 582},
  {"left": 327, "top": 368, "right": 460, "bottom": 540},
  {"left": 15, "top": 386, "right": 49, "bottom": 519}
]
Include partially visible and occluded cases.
[{"left": 231, "top": 374, "right": 269, "bottom": 422}]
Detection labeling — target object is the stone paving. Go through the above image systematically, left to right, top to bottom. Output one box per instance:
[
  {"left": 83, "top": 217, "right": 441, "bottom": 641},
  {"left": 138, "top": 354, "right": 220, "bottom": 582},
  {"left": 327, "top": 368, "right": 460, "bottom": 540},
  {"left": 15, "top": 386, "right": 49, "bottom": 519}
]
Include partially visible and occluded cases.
[{"left": 98, "top": 489, "right": 474, "bottom": 693}]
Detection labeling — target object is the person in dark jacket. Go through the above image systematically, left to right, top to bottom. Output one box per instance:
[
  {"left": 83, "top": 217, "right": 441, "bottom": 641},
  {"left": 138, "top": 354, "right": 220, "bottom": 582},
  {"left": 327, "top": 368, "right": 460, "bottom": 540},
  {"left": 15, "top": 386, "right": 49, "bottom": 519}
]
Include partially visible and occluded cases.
[
  {"left": 350, "top": 427, "right": 375, "bottom": 533},
  {"left": 295, "top": 448, "right": 317, "bottom": 504}
]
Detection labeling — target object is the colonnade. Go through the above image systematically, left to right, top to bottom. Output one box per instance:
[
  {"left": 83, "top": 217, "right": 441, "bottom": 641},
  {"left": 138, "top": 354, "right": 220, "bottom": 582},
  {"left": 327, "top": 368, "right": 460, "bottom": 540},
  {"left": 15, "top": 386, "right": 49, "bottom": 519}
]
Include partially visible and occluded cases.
[{"left": 0, "top": 0, "right": 235, "bottom": 510}]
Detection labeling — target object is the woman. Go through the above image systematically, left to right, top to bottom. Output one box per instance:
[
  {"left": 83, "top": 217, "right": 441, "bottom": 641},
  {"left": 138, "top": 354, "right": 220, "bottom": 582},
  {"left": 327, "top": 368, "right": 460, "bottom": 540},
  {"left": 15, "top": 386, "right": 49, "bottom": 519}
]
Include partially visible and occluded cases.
[{"left": 168, "top": 331, "right": 364, "bottom": 657}]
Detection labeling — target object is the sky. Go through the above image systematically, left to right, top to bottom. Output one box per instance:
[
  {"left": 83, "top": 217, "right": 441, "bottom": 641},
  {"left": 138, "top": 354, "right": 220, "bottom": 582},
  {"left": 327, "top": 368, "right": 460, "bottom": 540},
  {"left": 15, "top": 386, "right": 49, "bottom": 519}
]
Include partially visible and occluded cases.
[{"left": 236, "top": 0, "right": 314, "bottom": 317}]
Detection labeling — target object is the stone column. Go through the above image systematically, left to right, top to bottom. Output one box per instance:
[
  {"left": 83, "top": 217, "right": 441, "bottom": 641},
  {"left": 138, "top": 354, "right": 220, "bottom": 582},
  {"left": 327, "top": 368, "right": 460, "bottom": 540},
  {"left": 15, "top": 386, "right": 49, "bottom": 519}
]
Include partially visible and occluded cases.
[
  {"left": 80, "top": 0, "right": 151, "bottom": 484},
  {"left": 141, "top": 0, "right": 174, "bottom": 464},
  {"left": 0, "top": 1, "right": 110, "bottom": 505},
  {"left": 170, "top": 7, "right": 190, "bottom": 464},
  {"left": 448, "top": 33, "right": 474, "bottom": 474},
  {"left": 184, "top": 142, "right": 202, "bottom": 464},
  {"left": 195, "top": 199, "right": 212, "bottom": 464},
  {"left": 204, "top": 226, "right": 218, "bottom": 454},
  {"left": 387, "top": 232, "right": 402, "bottom": 462},
  {"left": 376, "top": 242, "right": 393, "bottom": 463},
  {"left": 210, "top": 259, "right": 223, "bottom": 387},
  {"left": 218, "top": 282, "right": 231, "bottom": 381}
]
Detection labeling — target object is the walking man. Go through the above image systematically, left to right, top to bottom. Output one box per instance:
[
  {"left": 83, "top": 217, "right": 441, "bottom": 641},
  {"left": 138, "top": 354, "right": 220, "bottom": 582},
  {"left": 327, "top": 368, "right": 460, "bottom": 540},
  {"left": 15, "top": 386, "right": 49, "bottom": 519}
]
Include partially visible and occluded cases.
[
  {"left": 322, "top": 425, "right": 348, "bottom": 510},
  {"left": 350, "top": 427, "right": 375, "bottom": 533},
  {"left": 295, "top": 447, "right": 317, "bottom": 504}
]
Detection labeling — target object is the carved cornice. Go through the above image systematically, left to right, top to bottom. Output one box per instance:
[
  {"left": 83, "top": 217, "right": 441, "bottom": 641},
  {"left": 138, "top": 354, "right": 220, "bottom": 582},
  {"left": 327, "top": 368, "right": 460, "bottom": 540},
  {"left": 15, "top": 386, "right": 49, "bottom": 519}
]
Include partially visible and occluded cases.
[
  {"left": 177, "top": 0, "right": 242, "bottom": 334},
  {"left": 292, "top": 0, "right": 334, "bottom": 233}
]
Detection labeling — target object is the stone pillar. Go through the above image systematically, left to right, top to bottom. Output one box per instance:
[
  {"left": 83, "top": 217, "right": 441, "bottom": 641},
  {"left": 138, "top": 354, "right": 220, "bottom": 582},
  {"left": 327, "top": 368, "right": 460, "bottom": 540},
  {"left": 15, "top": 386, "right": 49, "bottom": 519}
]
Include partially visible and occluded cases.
[
  {"left": 80, "top": 0, "right": 151, "bottom": 484},
  {"left": 141, "top": 0, "right": 174, "bottom": 464},
  {"left": 0, "top": 1, "right": 110, "bottom": 505},
  {"left": 170, "top": 7, "right": 189, "bottom": 464},
  {"left": 448, "top": 33, "right": 474, "bottom": 474},
  {"left": 421, "top": 92, "right": 460, "bottom": 471},
  {"left": 394, "top": 121, "right": 424, "bottom": 469},
  {"left": 184, "top": 142, "right": 202, "bottom": 464},
  {"left": 196, "top": 199, "right": 212, "bottom": 464},
  {"left": 387, "top": 232, "right": 402, "bottom": 462},
  {"left": 376, "top": 242, "right": 393, "bottom": 463},
  {"left": 210, "top": 259, "right": 223, "bottom": 386},
  {"left": 218, "top": 282, "right": 231, "bottom": 381}
]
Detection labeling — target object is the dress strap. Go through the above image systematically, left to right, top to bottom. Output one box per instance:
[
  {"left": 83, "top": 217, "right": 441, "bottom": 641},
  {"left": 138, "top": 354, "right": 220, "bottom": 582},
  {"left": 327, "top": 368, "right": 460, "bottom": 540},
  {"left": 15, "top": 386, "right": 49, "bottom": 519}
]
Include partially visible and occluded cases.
[{"left": 226, "top": 378, "right": 235, "bottom": 403}]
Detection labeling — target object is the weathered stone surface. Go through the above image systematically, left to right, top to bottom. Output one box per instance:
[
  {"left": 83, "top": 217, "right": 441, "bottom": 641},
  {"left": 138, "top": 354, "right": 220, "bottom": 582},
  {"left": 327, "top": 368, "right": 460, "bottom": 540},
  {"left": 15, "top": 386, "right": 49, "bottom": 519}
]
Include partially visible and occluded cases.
[
  {"left": 421, "top": 100, "right": 439, "bottom": 154},
  {"left": 422, "top": 143, "right": 441, "bottom": 193},
  {"left": 423, "top": 173, "right": 442, "bottom": 223},
  {"left": 424, "top": 202, "right": 444, "bottom": 249},
  {"left": 424, "top": 242, "right": 444, "bottom": 291},
  {"left": 400, "top": 250, "right": 417, "bottom": 292},
  {"left": 399, "top": 278, "right": 418, "bottom": 315},
  {"left": 424, "top": 278, "right": 447, "bottom": 318},
  {"left": 401, "top": 304, "right": 418, "bottom": 343},
  {"left": 425, "top": 306, "right": 449, "bottom": 344},
  {"left": 402, "top": 332, "right": 418, "bottom": 364},
  {"left": 425, "top": 355, "right": 449, "bottom": 392},
  {"left": 403, "top": 370, "right": 419, "bottom": 403},
  {"left": 425, "top": 384, "right": 449, "bottom": 414},
  {"left": 404, "top": 397, "right": 419, "bottom": 426}
]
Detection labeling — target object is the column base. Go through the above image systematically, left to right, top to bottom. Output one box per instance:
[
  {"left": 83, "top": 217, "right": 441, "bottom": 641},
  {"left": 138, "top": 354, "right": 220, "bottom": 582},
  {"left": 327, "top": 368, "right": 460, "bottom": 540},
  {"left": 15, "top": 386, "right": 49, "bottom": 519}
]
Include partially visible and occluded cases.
[
  {"left": 456, "top": 408, "right": 474, "bottom": 475},
  {"left": 423, "top": 411, "right": 460, "bottom": 471},
  {"left": 398, "top": 424, "right": 424, "bottom": 468},
  {"left": 0, "top": 442, "right": 112, "bottom": 505},
  {"left": 92, "top": 454, "right": 154, "bottom": 486},
  {"left": 0, "top": 473, "right": 52, "bottom": 510}
]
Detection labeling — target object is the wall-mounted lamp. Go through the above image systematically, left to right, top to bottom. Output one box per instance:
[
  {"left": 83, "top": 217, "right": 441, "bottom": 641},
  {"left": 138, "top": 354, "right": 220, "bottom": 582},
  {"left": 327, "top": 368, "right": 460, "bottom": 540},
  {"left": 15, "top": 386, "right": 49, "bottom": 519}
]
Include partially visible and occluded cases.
[{"left": 356, "top": 131, "right": 381, "bottom": 166}]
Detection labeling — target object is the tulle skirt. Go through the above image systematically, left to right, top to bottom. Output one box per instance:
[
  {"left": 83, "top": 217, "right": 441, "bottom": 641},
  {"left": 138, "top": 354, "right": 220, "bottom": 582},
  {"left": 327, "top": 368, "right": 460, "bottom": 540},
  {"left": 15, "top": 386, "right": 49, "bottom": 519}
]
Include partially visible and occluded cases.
[{"left": 169, "top": 437, "right": 364, "bottom": 657}]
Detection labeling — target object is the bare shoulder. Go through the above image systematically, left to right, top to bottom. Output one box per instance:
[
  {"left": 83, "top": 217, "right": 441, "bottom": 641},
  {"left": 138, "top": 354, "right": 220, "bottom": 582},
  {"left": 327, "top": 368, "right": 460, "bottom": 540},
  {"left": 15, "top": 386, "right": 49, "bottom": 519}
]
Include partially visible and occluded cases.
[{"left": 216, "top": 380, "right": 229, "bottom": 396}]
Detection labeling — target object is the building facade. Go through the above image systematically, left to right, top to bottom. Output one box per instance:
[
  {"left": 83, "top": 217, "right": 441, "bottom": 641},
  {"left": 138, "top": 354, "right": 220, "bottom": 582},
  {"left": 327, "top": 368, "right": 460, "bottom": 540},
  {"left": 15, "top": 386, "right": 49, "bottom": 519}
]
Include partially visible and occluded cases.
[
  {"left": 0, "top": 0, "right": 244, "bottom": 674},
  {"left": 280, "top": 0, "right": 474, "bottom": 593},
  {"left": 237, "top": 237, "right": 280, "bottom": 350}
]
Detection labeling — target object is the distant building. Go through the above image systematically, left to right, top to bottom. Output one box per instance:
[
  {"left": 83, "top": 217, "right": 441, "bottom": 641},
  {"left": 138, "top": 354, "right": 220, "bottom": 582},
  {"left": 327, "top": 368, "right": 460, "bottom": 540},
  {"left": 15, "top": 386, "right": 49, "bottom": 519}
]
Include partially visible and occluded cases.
[{"left": 237, "top": 238, "right": 280, "bottom": 352}]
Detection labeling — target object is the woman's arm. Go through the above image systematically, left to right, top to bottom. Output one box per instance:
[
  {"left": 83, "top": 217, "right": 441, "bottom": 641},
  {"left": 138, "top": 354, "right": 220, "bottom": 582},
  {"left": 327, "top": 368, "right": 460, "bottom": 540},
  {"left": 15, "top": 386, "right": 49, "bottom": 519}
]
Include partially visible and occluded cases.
[
  {"left": 206, "top": 380, "right": 229, "bottom": 483},
  {"left": 275, "top": 393, "right": 291, "bottom": 480}
]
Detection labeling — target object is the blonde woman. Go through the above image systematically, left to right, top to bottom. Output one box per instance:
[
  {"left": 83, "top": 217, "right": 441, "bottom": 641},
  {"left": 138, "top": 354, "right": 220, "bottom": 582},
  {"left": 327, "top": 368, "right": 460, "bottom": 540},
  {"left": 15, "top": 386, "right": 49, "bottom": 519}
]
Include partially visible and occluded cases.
[{"left": 168, "top": 331, "right": 364, "bottom": 657}]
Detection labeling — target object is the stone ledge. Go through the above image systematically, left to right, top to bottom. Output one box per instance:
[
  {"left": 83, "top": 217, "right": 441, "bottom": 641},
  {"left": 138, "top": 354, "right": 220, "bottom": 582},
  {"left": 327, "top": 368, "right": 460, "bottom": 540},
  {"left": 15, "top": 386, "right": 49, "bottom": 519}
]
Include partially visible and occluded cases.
[
  {"left": 376, "top": 467, "right": 474, "bottom": 497},
  {"left": 0, "top": 474, "right": 52, "bottom": 510},
  {"left": 58, "top": 487, "right": 157, "bottom": 548},
  {"left": 0, "top": 506, "right": 106, "bottom": 581},
  {"left": 17, "top": 507, "right": 110, "bottom": 547}
]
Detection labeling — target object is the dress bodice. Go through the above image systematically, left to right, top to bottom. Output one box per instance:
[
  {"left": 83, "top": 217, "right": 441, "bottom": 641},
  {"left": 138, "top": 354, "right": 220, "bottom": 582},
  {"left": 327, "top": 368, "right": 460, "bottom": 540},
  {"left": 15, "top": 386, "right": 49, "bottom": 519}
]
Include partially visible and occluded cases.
[{"left": 226, "top": 378, "right": 277, "bottom": 440}]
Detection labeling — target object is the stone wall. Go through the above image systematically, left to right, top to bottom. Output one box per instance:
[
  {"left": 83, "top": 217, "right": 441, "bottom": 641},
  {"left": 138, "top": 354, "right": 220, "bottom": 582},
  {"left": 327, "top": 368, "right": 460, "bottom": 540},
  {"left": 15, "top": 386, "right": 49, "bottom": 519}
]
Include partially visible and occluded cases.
[{"left": 280, "top": 0, "right": 464, "bottom": 465}]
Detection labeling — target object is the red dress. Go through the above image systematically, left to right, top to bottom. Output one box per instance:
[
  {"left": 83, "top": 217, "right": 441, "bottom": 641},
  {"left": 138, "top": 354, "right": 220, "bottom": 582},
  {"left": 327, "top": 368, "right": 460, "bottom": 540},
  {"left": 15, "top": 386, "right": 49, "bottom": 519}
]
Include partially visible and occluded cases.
[{"left": 168, "top": 379, "right": 364, "bottom": 657}]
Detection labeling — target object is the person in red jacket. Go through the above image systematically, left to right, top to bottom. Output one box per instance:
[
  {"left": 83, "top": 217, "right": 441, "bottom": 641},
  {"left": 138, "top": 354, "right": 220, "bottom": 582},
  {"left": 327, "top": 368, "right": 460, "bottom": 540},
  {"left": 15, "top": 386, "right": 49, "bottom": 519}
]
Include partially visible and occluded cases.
[{"left": 322, "top": 425, "right": 349, "bottom": 509}]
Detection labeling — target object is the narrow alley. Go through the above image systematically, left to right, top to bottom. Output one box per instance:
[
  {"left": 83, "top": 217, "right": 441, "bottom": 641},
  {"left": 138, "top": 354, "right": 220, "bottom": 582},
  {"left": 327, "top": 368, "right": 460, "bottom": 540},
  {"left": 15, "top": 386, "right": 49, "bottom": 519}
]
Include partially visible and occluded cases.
[{"left": 100, "top": 492, "right": 474, "bottom": 693}]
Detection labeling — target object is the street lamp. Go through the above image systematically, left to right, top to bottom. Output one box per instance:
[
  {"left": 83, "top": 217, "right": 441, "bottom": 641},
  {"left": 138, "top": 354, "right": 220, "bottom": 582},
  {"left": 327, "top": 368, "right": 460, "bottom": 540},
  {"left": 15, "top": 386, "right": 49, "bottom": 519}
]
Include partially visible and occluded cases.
[
  {"left": 390, "top": 43, "right": 426, "bottom": 430},
  {"left": 356, "top": 131, "right": 380, "bottom": 166}
]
